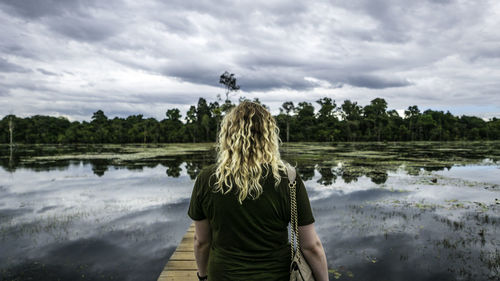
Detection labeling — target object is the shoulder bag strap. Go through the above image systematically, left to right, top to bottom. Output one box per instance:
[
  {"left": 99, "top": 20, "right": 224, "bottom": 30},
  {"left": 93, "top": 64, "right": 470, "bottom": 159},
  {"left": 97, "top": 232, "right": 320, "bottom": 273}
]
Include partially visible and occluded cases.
[{"left": 285, "top": 162, "right": 299, "bottom": 261}]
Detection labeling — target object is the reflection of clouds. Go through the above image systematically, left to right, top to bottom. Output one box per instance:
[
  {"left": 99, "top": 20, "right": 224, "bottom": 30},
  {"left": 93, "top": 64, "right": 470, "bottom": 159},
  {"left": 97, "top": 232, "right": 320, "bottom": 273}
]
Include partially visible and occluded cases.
[
  {"left": 1, "top": 158, "right": 499, "bottom": 280},
  {"left": 304, "top": 161, "right": 500, "bottom": 279},
  {"left": 0, "top": 162, "right": 196, "bottom": 280},
  {"left": 0, "top": 163, "right": 193, "bottom": 218},
  {"left": 431, "top": 164, "right": 500, "bottom": 185},
  {"left": 305, "top": 165, "right": 497, "bottom": 205},
  {"left": 305, "top": 172, "right": 381, "bottom": 200},
  {"left": 312, "top": 191, "right": 498, "bottom": 281},
  {"left": 0, "top": 207, "right": 33, "bottom": 222},
  {"left": 325, "top": 232, "right": 461, "bottom": 281}
]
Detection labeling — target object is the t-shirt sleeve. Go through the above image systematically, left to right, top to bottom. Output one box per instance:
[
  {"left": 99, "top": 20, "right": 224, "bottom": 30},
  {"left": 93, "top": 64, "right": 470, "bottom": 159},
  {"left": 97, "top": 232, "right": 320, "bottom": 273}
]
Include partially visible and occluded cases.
[
  {"left": 295, "top": 171, "right": 315, "bottom": 226},
  {"left": 187, "top": 172, "right": 207, "bottom": 221}
]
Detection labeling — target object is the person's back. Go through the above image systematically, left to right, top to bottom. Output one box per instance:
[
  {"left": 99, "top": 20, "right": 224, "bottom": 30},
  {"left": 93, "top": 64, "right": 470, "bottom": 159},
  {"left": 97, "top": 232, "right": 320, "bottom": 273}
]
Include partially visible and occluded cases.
[
  {"left": 187, "top": 101, "right": 328, "bottom": 281},
  {"left": 189, "top": 163, "right": 314, "bottom": 280}
]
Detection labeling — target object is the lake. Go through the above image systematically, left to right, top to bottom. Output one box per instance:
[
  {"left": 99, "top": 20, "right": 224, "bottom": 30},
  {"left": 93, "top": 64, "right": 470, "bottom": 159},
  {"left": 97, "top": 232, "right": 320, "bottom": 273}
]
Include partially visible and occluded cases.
[{"left": 1, "top": 142, "right": 499, "bottom": 281}]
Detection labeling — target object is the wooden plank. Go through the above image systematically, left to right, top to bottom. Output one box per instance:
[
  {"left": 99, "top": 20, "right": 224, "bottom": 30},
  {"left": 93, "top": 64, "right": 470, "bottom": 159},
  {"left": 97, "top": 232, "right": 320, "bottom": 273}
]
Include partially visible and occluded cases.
[
  {"left": 157, "top": 223, "right": 198, "bottom": 281},
  {"left": 181, "top": 236, "right": 194, "bottom": 242},
  {"left": 175, "top": 244, "right": 194, "bottom": 251},
  {"left": 169, "top": 251, "right": 195, "bottom": 260},
  {"left": 165, "top": 260, "right": 197, "bottom": 270},
  {"left": 157, "top": 271, "right": 198, "bottom": 281},
  {"left": 159, "top": 271, "right": 198, "bottom": 277},
  {"left": 158, "top": 272, "right": 198, "bottom": 281}
]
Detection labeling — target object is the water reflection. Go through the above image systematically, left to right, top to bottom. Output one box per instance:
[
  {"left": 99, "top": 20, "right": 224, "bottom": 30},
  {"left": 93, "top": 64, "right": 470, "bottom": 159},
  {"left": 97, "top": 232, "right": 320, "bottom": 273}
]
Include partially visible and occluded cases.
[
  {"left": 1, "top": 143, "right": 499, "bottom": 281},
  {"left": 0, "top": 154, "right": 457, "bottom": 185},
  {"left": 0, "top": 161, "right": 202, "bottom": 281},
  {"left": 304, "top": 161, "right": 500, "bottom": 281}
]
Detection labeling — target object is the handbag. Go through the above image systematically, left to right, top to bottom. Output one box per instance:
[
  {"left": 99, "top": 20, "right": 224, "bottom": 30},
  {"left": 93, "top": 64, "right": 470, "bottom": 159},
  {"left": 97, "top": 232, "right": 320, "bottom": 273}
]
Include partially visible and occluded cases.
[{"left": 285, "top": 162, "right": 316, "bottom": 281}]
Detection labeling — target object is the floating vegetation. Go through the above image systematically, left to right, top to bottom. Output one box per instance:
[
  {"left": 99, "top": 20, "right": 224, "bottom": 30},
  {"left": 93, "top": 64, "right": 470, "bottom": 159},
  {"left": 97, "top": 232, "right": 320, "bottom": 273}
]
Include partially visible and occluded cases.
[
  {"left": 22, "top": 143, "right": 215, "bottom": 162},
  {"left": 328, "top": 266, "right": 355, "bottom": 280},
  {"left": 328, "top": 268, "right": 342, "bottom": 279}
]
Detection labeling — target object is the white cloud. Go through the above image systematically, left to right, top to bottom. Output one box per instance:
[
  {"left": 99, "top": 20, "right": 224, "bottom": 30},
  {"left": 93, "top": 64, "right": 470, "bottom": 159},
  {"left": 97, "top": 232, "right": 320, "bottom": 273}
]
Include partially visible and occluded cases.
[{"left": 0, "top": 0, "right": 499, "bottom": 121}]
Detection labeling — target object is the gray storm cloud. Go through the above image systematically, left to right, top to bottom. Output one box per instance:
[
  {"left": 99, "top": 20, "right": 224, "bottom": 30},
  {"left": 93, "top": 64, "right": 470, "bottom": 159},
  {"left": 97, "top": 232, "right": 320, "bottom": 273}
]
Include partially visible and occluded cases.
[{"left": 0, "top": 0, "right": 499, "bottom": 121}]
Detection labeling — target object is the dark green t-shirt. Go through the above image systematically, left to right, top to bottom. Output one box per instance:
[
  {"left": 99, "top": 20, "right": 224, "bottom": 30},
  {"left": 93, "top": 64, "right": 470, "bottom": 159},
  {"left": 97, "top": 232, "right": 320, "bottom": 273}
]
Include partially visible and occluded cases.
[{"left": 187, "top": 163, "right": 315, "bottom": 281}]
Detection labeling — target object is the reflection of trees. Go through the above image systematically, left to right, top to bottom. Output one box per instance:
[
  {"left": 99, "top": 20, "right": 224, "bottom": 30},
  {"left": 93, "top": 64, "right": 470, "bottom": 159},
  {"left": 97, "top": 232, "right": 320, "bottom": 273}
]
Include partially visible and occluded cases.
[
  {"left": 3, "top": 143, "right": 494, "bottom": 186},
  {"left": 0, "top": 145, "right": 219, "bottom": 175},
  {"left": 9, "top": 145, "right": 14, "bottom": 171},
  {"left": 0, "top": 146, "right": 15, "bottom": 172},
  {"left": 159, "top": 153, "right": 215, "bottom": 179},
  {"left": 165, "top": 158, "right": 183, "bottom": 177},
  {"left": 2, "top": 159, "right": 73, "bottom": 173},
  {"left": 90, "top": 159, "right": 110, "bottom": 177},
  {"left": 185, "top": 161, "right": 203, "bottom": 180},
  {"left": 297, "top": 162, "right": 390, "bottom": 185},
  {"left": 297, "top": 164, "right": 315, "bottom": 181},
  {"left": 423, "top": 165, "right": 452, "bottom": 172},
  {"left": 317, "top": 166, "right": 337, "bottom": 185},
  {"left": 403, "top": 166, "right": 421, "bottom": 176},
  {"left": 339, "top": 167, "right": 360, "bottom": 184},
  {"left": 366, "top": 170, "right": 388, "bottom": 184}
]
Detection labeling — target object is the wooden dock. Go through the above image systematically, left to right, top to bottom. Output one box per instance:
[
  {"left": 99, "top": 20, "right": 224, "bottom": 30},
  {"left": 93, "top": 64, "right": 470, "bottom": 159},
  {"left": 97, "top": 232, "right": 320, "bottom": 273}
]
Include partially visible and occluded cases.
[{"left": 157, "top": 223, "right": 198, "bottom": 281}]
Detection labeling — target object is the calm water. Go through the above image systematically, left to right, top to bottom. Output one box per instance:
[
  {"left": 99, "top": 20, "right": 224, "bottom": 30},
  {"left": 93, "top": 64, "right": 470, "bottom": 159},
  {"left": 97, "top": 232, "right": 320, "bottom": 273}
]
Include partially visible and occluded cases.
[{"left": 0, "top": 143, "right": 499, "bottom": 281}]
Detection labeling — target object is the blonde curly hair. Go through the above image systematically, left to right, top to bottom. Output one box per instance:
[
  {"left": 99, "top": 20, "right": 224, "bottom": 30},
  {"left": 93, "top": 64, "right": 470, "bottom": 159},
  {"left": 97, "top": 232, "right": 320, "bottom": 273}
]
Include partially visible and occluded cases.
[{"left": 214, "top": 101, "right": 287, "bottom": 204}]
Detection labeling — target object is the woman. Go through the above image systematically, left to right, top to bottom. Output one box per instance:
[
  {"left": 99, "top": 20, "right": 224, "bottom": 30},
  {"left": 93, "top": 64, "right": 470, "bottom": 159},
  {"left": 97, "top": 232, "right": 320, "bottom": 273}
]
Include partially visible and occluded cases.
[{"left": 188, "top": 101, "right": 328, "bottom": 281}]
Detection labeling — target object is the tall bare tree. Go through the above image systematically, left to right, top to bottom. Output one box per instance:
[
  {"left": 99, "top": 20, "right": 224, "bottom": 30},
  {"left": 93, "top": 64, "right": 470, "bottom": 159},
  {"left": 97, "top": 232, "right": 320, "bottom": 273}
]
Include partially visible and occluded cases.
[
  {"left": 219, "top": 71, "right": 240, "bottom": 101},
  {"left": 281, "top": 101, "right": 295, "bottom": 142}
]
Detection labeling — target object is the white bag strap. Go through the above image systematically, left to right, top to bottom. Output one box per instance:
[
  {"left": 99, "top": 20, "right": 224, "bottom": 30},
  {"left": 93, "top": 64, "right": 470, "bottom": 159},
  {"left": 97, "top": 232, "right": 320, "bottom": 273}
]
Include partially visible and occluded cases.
[{"left": 285, "top": 162, "right": 296, "bottom": 183}]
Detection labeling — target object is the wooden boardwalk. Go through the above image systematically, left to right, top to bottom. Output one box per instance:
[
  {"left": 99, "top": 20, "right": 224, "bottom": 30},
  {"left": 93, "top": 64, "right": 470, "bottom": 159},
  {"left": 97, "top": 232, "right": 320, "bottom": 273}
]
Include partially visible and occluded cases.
[{"left": 157, "top": 223, "right": 197, "bottom": 281}]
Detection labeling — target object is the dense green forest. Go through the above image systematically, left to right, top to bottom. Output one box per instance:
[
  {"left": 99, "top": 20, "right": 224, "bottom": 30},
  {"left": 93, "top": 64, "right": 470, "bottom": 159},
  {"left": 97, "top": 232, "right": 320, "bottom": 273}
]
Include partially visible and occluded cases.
[{"left": 2, "top": 97, "right": 500, "bottom": 144}]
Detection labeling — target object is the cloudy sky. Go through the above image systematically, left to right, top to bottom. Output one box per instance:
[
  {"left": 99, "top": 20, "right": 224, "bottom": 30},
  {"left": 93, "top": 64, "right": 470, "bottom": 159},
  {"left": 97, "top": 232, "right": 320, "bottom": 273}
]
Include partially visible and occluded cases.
[{"left": 1, "top": 0, "right": 499, "bottom": 122}]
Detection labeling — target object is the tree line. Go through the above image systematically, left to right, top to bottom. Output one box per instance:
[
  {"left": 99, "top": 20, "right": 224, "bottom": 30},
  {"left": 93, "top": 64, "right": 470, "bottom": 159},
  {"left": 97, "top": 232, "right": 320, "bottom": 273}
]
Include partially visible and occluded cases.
[{"left": 2, "top": 96, "right": 500, "bottom": 144}]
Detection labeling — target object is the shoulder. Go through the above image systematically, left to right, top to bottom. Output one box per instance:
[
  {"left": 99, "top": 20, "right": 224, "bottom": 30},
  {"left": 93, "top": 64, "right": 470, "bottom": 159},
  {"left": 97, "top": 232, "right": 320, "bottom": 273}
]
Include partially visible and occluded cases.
[
  {"left": 197, "top": 163, "right": 217, "bottom": 183},
  {"left": 200, "top": 163, "right": 216, "bottom": 175},
  {"left": 192, "top": 164, "right": 217, "bottom": 197}
]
